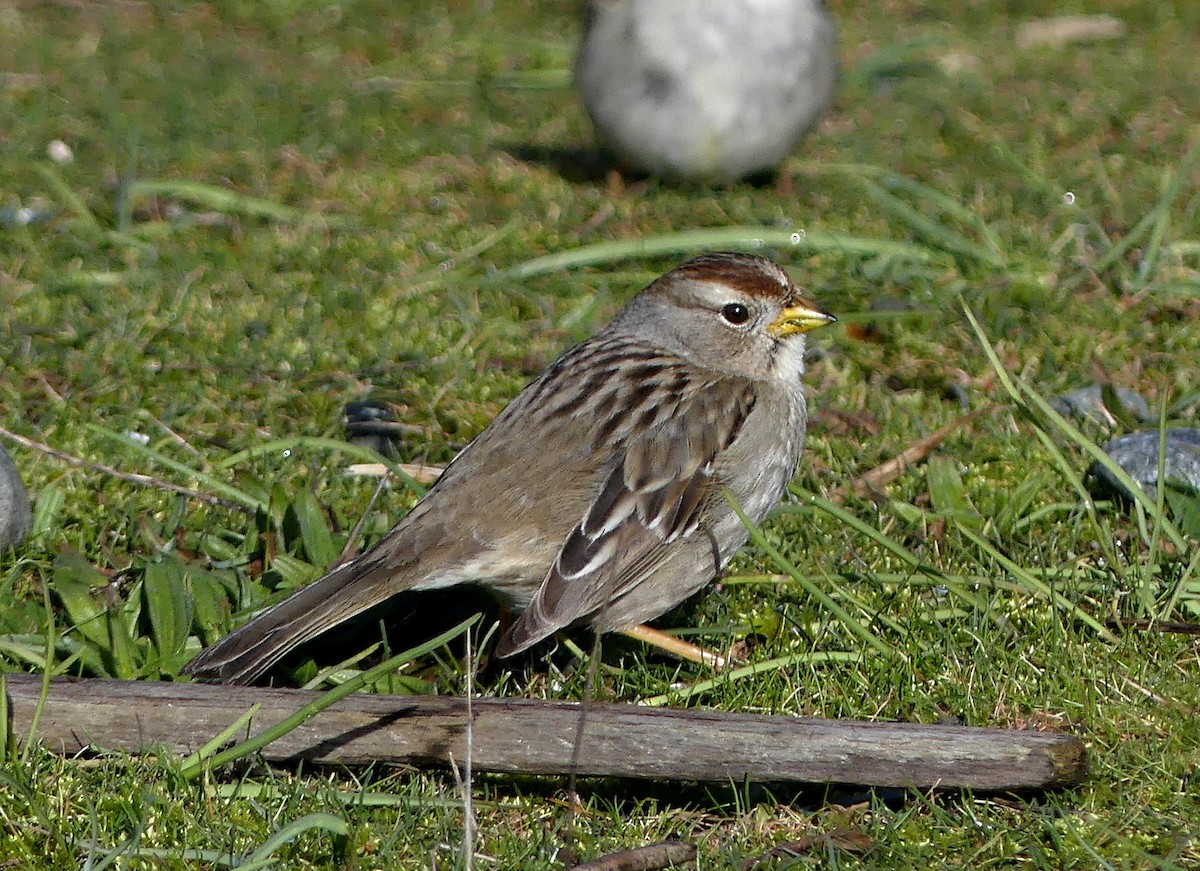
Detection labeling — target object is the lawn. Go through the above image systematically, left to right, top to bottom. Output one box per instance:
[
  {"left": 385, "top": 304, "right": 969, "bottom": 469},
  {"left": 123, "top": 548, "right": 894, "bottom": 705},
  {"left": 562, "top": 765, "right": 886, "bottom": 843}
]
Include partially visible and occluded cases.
[{"left": 1, "top": 0, "right": 1198, "bottom": 867}]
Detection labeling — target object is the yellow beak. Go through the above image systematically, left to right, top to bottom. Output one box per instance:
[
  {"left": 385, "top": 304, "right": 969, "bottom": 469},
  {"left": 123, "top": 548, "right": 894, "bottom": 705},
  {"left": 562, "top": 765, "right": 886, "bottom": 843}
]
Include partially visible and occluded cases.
[{"left": 767, "top": 300, "right": 836, "bottom": 338}]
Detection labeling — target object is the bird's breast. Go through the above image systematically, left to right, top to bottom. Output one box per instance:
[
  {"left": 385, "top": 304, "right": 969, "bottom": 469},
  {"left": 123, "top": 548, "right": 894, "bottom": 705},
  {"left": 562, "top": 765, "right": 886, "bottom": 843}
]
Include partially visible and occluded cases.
[{"left": 715, "top": 382, "right": 808, "bottom": 526}]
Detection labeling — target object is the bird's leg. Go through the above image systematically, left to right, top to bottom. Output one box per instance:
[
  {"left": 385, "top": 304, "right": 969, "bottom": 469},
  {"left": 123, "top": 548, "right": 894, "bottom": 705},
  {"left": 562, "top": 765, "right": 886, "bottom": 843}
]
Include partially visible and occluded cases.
[{"left": 620, "top": 624, "right": 727, "bottom": 670}]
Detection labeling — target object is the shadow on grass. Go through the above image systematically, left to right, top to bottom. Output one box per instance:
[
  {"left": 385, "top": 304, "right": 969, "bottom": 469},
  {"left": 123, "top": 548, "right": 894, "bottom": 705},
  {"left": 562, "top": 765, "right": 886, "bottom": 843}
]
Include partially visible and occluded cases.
[{"left": 496, "top": 142, "right": 784, "bottom": 189}]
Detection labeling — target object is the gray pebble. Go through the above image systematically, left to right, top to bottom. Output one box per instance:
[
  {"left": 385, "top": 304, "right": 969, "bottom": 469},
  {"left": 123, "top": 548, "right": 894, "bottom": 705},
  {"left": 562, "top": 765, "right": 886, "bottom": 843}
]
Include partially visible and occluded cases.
[
  {"left": 1052, "top": 385, "right": 1153, "bottom": 427},
  {"left": 1086, "top": 428, "right": 1200, "bottom": 504},
  {"left": 0, "top": 445, "right": 33, "bottom": 549}
]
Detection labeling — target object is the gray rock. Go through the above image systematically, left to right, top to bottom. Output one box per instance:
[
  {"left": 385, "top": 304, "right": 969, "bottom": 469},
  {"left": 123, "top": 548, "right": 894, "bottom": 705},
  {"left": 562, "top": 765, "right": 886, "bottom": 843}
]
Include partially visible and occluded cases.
[
  {"left": 1052, "top": 385, "right": 1152, "bottom": 427},
  {"left": 1086, "top": 428, "right": 1200, "bottom": 504},
  {"left": 0, "top": 445, "right": 33, "bottom": 549}
]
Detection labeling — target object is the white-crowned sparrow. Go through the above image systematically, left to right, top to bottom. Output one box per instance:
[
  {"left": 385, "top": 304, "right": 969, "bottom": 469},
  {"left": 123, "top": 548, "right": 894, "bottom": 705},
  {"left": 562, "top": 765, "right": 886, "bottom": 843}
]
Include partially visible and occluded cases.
[
  {"left": 575, "top": 0, "right": 838, "bottom": 182},
  {"left": 183, "top": 253, "right": 834, "bottom": 684}
]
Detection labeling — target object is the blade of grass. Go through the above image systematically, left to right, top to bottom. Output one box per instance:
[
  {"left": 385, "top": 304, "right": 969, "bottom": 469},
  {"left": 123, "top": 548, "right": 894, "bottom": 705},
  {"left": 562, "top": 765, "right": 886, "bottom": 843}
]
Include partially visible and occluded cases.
[
  {"left": 941, "top": 111, "right": 1067, "bottom": 205},
  {"left": 1087, "top": 134, "right": 1199, "bottom": 283},
  {"left": 1130, "top": 134, "right": 1200, "bottom": 291},
  {"left": 32, "top": 163, "right": 101, "bottom": 232},
  {"left": 854, "top": 176, "right": 1006, "bottom": 268},
  {"left": 124, "top": 179, "right": 353, "bottom": 227},
  {"left": 1087, "top": 205, "right": 1161, "bottom": 276},
  {"left": 499, "top": 226, "right": 943, "bottom": 280},
  {"left": 1168, "top": 240, "right": 1200, "bottom": 258},
  {"left": 959, "top": 300, "right": 1189, "bottom": 552},
  {"left": 1141, "top": 399, "right": 1173, "bottom": 613},
  {"left": 86, "top": 424, "right": 266, "bottom": 512},
  {"left": 0, "top": 425, "right": 243, "bottom": 511},
  {"left": 1028, "top": 426, "right": 1096, "bottom": 508},
  {"left": 215, "top": 436, "right": 428, "bottom": 498},
  {"left": 787, "top": 488, "right": 997, "bottom": 619},
  {"left": 726, "top": 490, "right": 894, "bottom": 657},
  {"left": 954, "top": 522, "right": 1117, "bottom": 642},
  {"left": 1161, "top": 546, "right": 1200, "bottom": 623},
  {"left": 807, "top": 565, "right": 911, "bottom": 638},
  {"left": 847, "top": 569, "right": 1112, "bottom": 596},
  {"left": 724, "top": 570, "right": 1035, "bottom": 594},
  {"left": 21, "top": 580, "right": 56, "bottom": 766},
  {"left": 0, "top": 637, "right": 88, "bottom": 673},
  {"left": 300, "top": 643, "right": 382, "bottom": 690},
  {"left": 640, "top": 650, "right": 864, "bottom": 707},
  {"left": 0, "top": 675, "right": 10, "bottom": 761},
  {"left": 176, "top": 703, "right": 263, "bottom": 774},
  {"left": 211, "top": 780, "right": 492, "bottom": 809},
  {"left": 79, "top": 810, "right": 353, "bottom": 869},
  {"left": 236, "top": 812, "right": 349, "bottom": 870},
  {"left": 72, "top": 842, "right": 239, "bottom": 867}
]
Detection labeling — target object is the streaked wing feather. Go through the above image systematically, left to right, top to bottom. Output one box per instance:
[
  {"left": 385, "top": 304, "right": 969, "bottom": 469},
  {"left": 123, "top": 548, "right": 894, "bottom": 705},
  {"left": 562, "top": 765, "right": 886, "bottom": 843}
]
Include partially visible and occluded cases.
[{"left": 498, "top": 379, "right": 756, "bottom": 655}]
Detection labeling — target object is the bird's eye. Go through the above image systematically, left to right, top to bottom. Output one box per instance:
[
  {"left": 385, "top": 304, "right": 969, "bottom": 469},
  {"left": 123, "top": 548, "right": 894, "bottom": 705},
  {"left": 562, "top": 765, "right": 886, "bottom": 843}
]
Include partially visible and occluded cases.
[{"left": 721, "top": 302, "right": 751, "bottom": 325}]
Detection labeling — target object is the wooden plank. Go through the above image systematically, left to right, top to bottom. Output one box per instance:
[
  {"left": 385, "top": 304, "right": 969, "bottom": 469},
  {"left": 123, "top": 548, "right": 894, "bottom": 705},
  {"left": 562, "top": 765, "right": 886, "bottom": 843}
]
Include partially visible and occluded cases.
[{"left": 2, "top": 675, "right": 1086, "bottom": 790}]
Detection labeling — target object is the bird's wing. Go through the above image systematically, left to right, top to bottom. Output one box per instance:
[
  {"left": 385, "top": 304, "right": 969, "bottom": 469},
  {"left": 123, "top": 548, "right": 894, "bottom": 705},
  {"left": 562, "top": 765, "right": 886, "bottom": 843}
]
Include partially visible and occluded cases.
[{"left": 497, "top": 379, "right": 757, "bottom": 655}]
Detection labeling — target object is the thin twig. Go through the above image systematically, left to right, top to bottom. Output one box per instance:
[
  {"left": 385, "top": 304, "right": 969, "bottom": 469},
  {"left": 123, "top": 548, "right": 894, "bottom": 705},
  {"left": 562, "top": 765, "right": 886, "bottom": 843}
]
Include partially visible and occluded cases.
[
  {"left": 36, "top": 374, "right": 65, "bottom": 405},
  {"left": 825, "top": 407, "right": 993, "bottom": 504},
  {"left": 136, "top": 409, "right": 204, "bottom": 457},
  {"left": 0, "top": 425, "right": 247, "bottom": 511},
  {"left": 344, "top": 462, "right": 444, "bottom": 484},
  {"left": 335, "top": 471, "right": 391, "bottom": 566},
  {"left": 619, "top": 624, "right": 726, "bottom": 669},
  {"left": 740, "top": 831, "right": 872, "bottom": 869}
]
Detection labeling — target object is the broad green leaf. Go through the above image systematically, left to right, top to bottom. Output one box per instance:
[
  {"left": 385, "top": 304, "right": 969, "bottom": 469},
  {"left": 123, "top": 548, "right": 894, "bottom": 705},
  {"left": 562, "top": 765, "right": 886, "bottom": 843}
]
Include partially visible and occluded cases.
[
  {"left": 926, "top": 456, "right": 982, "bottom": 529},
  {"left": 992, "top": 472, "right": 1054, "bottom": 535},
  {"left": 268, "top": 481, "right": 291, "bottom": 532},
  {"left": 1165, "top": 481, "right": 1200, "bottom": 540},
  {"left": 30, "top": 485, "right": 65, "bottom": 540},
  {"left": 289, "top": 489, "right": 339, "bottom": 568},
  {"left": 195, "top": 531, "right": 242, "bottom": 563},
  {"left": 269, "top": 553, "right": 322, "bottom": 590},
  {"left": 51, "top": 554, "right": 111, "bottom": 651},
  {"left": 51, "top": 554, "right": 145, "bottom": 677},
  {"left": 144, "top": 558, "right": 193, "bottom": 659},
  {"left": 189, "top": 571, "right": 235, "bottom": 645}
]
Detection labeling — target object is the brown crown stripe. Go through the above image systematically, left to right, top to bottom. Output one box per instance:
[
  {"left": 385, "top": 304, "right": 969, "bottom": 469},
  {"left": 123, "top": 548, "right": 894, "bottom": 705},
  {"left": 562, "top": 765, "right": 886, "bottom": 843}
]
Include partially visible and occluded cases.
[{"left": 670, "top": 253, "right": 794, "bottom": 301}]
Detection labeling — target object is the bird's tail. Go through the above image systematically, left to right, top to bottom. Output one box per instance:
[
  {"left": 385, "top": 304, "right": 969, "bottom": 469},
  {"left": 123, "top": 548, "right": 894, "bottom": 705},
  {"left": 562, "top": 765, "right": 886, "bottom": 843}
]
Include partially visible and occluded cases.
[{"left": 182, "top": 554, "right": 399, "bottom": 685}]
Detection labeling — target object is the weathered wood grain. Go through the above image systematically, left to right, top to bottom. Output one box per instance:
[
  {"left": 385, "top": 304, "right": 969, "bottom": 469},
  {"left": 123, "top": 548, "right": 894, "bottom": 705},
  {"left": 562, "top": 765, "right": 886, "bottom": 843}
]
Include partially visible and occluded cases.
[{"left": 2, "top": 675, "right": 1086, "bottom": 789}]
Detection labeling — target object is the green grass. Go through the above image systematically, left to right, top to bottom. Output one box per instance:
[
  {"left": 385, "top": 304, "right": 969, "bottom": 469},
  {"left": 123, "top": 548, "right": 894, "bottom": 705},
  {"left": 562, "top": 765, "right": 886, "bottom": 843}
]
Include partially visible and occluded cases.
[{"left": 2, "top": 0, "right": 1199, "bottom": 867}]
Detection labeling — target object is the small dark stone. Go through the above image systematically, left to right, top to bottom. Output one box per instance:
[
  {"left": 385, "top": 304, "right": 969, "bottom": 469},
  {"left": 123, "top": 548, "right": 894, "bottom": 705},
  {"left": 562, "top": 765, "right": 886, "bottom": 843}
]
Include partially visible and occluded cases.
[
  {"left": 345, "top": 399, "right": 395, "bottom": 427},
  {"left": 344, "top": 400, "right": 402, "bottom": 457},
  {"left": 1086, "top": 428, "right": 1200, "bottom": 504},
  {"left": 0, "top": 445, "right": 33, "bottom": 549}
]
